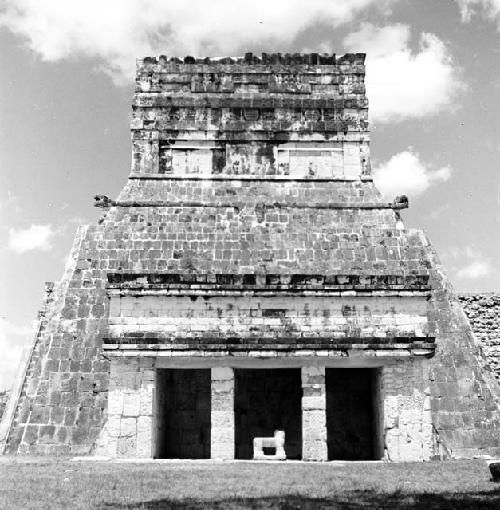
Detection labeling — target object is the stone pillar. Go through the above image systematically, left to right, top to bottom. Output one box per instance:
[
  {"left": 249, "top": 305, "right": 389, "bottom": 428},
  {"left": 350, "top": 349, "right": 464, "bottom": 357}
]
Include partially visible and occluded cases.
[
  {"left": 96, "top": 357, "right": 155, "bottom": 458},
  {"left": 382, "top": 359, "right": 433, "bottom": 461},
  {"left": 301, "top": 365, "right": 328, "bottom": 461},
  {"left": 211, "top": 367, "right": 234, "bottom": 460}
]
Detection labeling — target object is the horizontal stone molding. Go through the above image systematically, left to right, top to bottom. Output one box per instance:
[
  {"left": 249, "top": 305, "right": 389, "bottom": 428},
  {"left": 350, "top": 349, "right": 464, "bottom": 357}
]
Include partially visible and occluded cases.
[
  {"left": 133, "top": 96, "right": 368, "bottom": 109},
  {"left": 131, "top": 122, "right": 367, "bottom": 133},
  {"left": 128, "top": 173, "right": 373, "bottom": 182},
  {"left": 95, "top": 200, "right": 408, "bottom": 210},
  {"left": 106, "top": 272, "right": 430, "bottom": 291},
  {"left": 107, "top": 290, "right": 432, "bottom": 299},
  {"left": 102, "top": 338, "right": 436, "bottom": 355},
  {"left": 103, "top": 338, "right": 435, "bottom": 346},
  {"left": 103, "top": 347, "right": 434, "bottom": 358}
]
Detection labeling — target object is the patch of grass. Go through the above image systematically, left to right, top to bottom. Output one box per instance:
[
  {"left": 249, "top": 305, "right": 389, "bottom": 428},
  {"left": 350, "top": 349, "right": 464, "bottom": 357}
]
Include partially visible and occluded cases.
[{"left": 0, "top": 458, "right": 499, "bottom": 509}]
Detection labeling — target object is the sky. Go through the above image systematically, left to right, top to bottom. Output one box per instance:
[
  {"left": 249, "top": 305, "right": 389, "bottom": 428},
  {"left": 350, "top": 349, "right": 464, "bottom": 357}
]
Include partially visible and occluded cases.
[{"left": 1, "top": 0, "right": 500, "bottom": 391}]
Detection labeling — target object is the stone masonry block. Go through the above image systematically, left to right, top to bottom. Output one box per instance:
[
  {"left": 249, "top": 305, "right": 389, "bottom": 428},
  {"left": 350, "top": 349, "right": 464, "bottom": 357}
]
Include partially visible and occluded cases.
[
  {"left": 211, "top": 367, "right": 234, "bottom": 460},
  {"left": 212, "top": 367, "right": 234, "bottom": 381},
  {"left": 139, "top": 383, "right": 154, "bottom": 416},
  {"left": 123, "top": 392, "right": 141, "bottom": 417},
  {"left": 302, "top": 396, "right": 326, "bottom": 410},
  {"left": 211, "top": 410, "right": 234, "bottom": 429},
  {"left": 302, "top": 410, "right": 327, "bottom": 440},
  {"left": 136, "top": 415, "right": 152, "bottom": 457},
  {"left": 120, "top": 417, "right": 137, "bottom": 438},
  {"left": 117, "top": 435, "right": 137, "bottom": 456},
  {"left": 303, "top": 440, "right": 328, "bottom": 462}
]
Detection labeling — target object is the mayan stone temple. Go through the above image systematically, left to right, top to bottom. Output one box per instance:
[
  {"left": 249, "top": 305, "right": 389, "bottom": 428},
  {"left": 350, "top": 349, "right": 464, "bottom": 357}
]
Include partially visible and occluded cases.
[{"left": 1, "top": 53, "right": 500, "bottom": 461}]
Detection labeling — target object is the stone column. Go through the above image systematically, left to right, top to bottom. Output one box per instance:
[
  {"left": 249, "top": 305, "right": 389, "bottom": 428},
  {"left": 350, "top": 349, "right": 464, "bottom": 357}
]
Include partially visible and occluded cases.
[
  {"left": 97, "top": 357, "right": 155, "bottom": 458},
  {"left": 382, "top": 360, "right": 433, "bottom": 461},
  {"left": 301, "top": 365, "right": 328, "bottom": 461},
  {"left": 211, "top": 367, "right": 234, "bottom": 460}
]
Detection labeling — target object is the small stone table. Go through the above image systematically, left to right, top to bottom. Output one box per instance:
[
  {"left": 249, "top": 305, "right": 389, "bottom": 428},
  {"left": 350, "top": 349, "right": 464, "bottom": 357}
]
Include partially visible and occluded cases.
[{"left": 253, "top": 430, "right": 286, "bottom": 460}]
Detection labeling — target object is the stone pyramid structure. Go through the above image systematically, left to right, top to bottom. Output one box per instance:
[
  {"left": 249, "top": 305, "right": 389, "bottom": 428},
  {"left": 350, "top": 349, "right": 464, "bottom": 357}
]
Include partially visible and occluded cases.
[{"left": 1, "top": 53, "right": 499, "bottom": 460}]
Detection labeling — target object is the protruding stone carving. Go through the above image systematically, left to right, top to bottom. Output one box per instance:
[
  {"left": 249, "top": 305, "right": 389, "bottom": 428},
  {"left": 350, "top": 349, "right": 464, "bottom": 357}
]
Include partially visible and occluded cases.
[
  {"left": 94, "top": 195, "right": 114, "bottom": 208},
  {"left": 392, "top": 195, "right": 409, "bottom": 209}
]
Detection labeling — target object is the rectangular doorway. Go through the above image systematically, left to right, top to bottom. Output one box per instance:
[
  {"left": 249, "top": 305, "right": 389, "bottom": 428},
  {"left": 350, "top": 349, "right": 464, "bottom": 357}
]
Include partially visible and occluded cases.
[
  {"left": 154, "top": 368, "right": 211, "bottom": 459},
  {"left": 234, "top": 368, "right": 302, "bottom": 460},
  {"left": 326, "top": 368, "right": 382, "bottom": 460}
]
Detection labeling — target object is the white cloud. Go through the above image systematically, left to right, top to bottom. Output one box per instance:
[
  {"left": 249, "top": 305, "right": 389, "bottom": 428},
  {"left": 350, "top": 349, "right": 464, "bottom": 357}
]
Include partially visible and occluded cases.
[
  {"left": 0, "top": 0, "right": 388, "bottom": 83},
  {"left": 458, "top": 0, "right": 500, "bottom": 22},
  {"left": 343, "top": 23, "right": 464, "bottom": 122},
  {"left": 373, "top": 150, "right": 452, "bottom": 198},
  {"left": 8, "top": 224, "right": 54, "bottom": 253},
  {"left": 443, "top": 246, "right": 494, "bottom": 281},
  {"left": 448, "top": 246, "right": 494, "bottom": 280},
  {"left": 456, "top": 260, "right": 493, "bottom": 279},
  {"left": 0, "top": 318, "right": 32, "bottom": 391}
]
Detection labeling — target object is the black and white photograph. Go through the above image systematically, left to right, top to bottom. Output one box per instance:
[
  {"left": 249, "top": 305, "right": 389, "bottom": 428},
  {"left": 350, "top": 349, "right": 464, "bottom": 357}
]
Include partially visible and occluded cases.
[{"left": 1, "top": 1, "right": 500, "bottom": 508}]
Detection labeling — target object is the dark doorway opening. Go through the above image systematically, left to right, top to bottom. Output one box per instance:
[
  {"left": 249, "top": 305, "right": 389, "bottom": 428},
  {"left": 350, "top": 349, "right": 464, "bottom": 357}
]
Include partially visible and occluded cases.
[
  {"left": 155, "top": 368, "right": 211, "bottom": 459},
  {"left": 234, "top": 368, "right": 302, "bottom": 460},
  {"left": 326, "top": 368, "right": 381, "bottom": 460}
]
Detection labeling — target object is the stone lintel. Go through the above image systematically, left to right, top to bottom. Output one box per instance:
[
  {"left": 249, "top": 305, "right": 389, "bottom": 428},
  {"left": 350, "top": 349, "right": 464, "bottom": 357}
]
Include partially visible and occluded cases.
[{"left": 102, "top": 348, "right": 435, "bottom": 358}]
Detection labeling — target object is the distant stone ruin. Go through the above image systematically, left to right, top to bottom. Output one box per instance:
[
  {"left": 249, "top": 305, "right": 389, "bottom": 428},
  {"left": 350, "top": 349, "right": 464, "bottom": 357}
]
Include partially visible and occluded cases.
[
  {"left": 1, "top": 53, "right": 499, "bottom": 461},
  {"left": 460, "top": 294, "right": 500, "bottom": 379}
]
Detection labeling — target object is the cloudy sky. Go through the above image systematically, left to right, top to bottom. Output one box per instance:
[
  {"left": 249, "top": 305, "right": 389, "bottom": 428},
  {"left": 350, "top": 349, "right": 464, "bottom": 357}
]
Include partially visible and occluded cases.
[{"left": 1, "top": 0, "right": 500, "bottom": 390}]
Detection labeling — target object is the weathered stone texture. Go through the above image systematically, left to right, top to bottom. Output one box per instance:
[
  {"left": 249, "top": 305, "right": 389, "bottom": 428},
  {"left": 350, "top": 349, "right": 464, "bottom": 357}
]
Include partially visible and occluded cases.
[
  {"left": 1, "top": 53, "right": 499, "bottom": 459},
  {"left": 424, "top": 243, "right": 500, "bottom": 458},
  {"left": 459, "top": 294, "right": 500, "bottom": 380},
  {"left": 95, "top": 358, "right": 154, "bottom": 457},
  {"left": 382, "top": 360, "right": 433, "bottom": 461},
  {"left": 301, "top": 366, "right": 327, "bottom": 461},
  {"left": 211, "top": 367, "right": 234, "bottom": 460}
]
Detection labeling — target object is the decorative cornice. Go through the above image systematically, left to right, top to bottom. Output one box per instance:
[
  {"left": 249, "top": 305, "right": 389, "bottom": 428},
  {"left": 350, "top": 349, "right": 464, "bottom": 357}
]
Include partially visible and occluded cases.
[{"left": 94, "top": 196, "right": 408, "bottom": 210}]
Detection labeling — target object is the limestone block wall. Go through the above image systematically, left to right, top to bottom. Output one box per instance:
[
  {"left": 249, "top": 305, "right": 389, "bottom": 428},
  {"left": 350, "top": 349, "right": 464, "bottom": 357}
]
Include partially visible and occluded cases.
[
  {"left": 4, "top": 50, "right": 500, "bottom": 461},
  {"left": 132, "top": 53, "right": 369, "bottom": 178},
  {"left": 2, "top": 226, "right": 111, "bottom": 455},
  {"left": 108, "top": 294, "right": 430, "bottom": 344},
  {"left": 459, "top": 294, "right": 500, "bottom": 380},
  {"left": 95, "top": 358, "right": 155, "bottom": 457},
  {"left": 381, "top": 359, "right": 433, "bottom": 462}
]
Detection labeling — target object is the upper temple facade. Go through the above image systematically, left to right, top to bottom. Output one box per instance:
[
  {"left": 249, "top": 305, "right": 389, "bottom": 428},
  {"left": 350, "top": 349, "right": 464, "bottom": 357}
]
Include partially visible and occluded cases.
[{"left": 1, "top": 53, "right": 500, "bottom": 461}]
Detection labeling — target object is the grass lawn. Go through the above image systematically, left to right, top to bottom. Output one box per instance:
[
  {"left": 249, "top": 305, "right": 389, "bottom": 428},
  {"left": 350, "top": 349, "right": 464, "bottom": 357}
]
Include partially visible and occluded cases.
[{"left": 0, "top": 458, "right": 499, "bottom": 509}]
